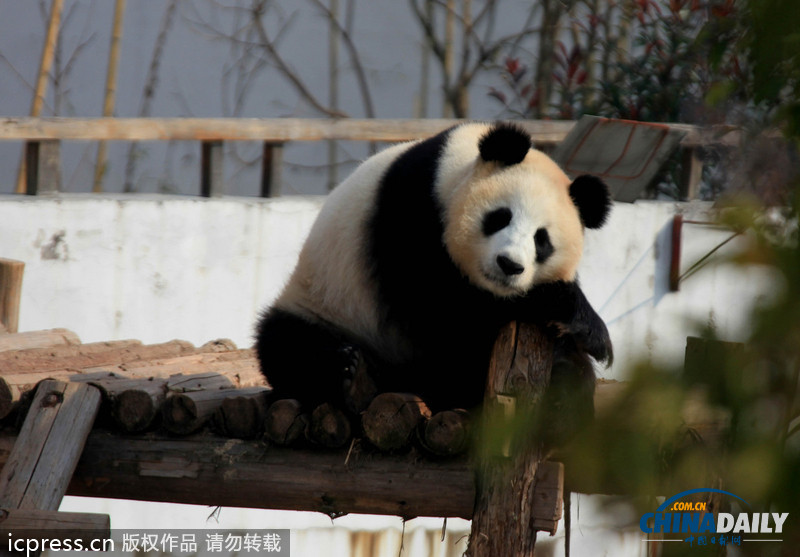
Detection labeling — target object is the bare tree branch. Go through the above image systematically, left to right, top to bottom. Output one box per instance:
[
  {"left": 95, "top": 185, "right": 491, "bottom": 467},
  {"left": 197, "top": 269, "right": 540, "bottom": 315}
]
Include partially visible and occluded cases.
[
  {"left": 249, "top": 0, "right": 347, "bottom": 117},
  {"left": 307, "top": 0, "right": 375, "bottom": 118}
]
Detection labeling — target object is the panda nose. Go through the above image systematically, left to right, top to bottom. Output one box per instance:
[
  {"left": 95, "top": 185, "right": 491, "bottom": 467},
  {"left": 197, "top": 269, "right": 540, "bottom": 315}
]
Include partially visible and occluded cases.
[{"left": 497, "top": 255, "right": 524, "bottom": 276}]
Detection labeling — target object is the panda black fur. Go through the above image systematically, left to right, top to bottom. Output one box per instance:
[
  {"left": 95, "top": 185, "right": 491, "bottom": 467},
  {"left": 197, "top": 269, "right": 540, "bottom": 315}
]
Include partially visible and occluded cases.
[{"left": 255, "top": 122, "right": 612, "bottom": 429}]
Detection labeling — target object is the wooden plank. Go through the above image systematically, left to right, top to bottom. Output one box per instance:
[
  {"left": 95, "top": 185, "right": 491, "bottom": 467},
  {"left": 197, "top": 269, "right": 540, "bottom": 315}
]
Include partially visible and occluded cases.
[
  {"left": 0, "top": 117, "right": 747, "bottom": 148},
  {"left": 0, "top": 117, "right": 571, "bottom": 143},
  {"left": 24, "top": 140, "right": 61, "bottom": 195},
  {"left": 0, "top": 259, "right": 24, "bottom": 334},
  {"left": 0, "top": 329, "right": 80, "bottom": 353},
  {"left": 0, "top": 380, "right": 101, "bottom": 511},
  {"left": 0, "top": 508, "right": 109, "bottom": 540}
]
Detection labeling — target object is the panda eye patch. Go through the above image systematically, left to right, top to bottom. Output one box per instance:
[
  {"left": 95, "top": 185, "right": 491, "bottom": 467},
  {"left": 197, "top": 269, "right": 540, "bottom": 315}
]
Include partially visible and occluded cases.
[
  {"left": 482, "top": 207, "right": 512, "bottom": 236},
  {"left": 534, "top": 228, "right": 554, "bottom": 262}
]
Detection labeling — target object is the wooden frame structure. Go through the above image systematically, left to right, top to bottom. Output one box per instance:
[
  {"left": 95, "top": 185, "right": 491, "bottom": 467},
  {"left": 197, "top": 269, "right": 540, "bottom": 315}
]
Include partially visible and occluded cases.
[{"left": 0, "top": 117, "right": 739, "bottom": 198}]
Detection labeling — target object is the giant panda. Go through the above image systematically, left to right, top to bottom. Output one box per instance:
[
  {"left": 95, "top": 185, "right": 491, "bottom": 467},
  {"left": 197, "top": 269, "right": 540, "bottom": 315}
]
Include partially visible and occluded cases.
[{"left": 255, "top": 122, "right": 612, "bottom": 432}]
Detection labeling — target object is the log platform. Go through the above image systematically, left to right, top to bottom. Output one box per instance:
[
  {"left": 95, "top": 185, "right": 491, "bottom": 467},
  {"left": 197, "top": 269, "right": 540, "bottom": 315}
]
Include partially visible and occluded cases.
[{"left": 0, "top": 326, "right": 727, "bottom": 550}]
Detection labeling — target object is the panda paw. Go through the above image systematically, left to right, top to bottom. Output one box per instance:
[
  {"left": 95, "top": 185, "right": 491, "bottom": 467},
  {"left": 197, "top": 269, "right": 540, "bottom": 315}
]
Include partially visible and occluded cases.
[{"left": 338, "top": 344, "right": 378, "bottom": 414}]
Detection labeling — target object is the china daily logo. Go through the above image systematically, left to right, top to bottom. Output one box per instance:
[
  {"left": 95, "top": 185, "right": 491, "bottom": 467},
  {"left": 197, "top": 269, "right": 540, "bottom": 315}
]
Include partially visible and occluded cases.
[{"left": 640, "top": 488, "right": 788, "bottom": 548}]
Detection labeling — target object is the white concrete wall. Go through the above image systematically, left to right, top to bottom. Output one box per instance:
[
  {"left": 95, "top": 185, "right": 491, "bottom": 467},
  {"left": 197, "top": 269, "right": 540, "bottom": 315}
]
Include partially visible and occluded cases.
[
  {"left": 0, "top": 194, "right": 774, "bottom": 375},
  {"left": 0, "top": 194, "right": 322, "bottom": 349}
]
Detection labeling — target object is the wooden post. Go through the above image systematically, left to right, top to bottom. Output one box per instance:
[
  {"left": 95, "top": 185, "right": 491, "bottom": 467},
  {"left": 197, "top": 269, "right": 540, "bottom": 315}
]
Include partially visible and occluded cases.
[
  {"left": 14, "top": 0, "right": 63, "bottom": 194},
  {"left": 25, "top": 140, "right": 61, "bottom": 194},
  {"left": 200, "top": 140, "right": 224, "bottom": 197},
  {"left": 260, "top": 141, "right": 284, "bottom": 197},
  {"left": 680, "top": 147, "right": 704, "bottom": 200},
  {"left": 0, "top": 259, "right": 24, "bottom": 334},
  {"left": 468, "top": 322, "right": 558, "bottom": 556}
]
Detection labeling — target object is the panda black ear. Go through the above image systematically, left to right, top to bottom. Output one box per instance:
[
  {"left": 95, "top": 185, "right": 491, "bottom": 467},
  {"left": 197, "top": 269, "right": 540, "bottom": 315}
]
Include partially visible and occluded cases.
[
  {"left": 478, "top": 123, "right": 532, "bottom": 166},
  {"left": 569, "top": 175, "right": 612, "bottom": 229}
]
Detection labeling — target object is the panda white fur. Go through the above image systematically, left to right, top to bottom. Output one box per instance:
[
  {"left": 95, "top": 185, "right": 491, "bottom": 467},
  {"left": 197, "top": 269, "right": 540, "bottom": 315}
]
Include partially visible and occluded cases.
[{"left": 256, "top": 122, "right": 612, "bottom": 426}]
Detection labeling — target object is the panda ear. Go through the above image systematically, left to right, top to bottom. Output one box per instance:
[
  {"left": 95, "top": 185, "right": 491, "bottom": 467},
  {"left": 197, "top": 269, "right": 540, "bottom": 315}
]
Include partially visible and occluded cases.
[
  {"left": 478, "top": 123, "right": 532, "bottom": 166},
  {"left": 569, "top": 175, "right": 612, "bottom": 229}
]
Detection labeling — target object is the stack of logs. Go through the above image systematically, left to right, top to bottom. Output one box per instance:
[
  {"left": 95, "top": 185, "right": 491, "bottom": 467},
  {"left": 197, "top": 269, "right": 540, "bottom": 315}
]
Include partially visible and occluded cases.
[{"left": 0, "top": 328, "right": 472, "bottom": 458}]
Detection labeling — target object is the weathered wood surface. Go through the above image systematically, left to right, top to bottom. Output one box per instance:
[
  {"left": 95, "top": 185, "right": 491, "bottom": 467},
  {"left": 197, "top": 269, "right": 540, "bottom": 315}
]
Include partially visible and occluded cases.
[
  {"left": 0, "top": 117, "right": 737, "bottom": 148},
  {"left": 0, "top": 117, "right": 572, "bottom": 144},
  {"left": 0, "top": 259, "right": 24, "bottom": 334},
  {"left": 468, "top": 322, "right": 557, "bottom": 556},
  {"left": 0, "top": 328, "right": 80, "bottom": 353},
  {"left": 0, "top": 339, "right": 186, "bottom": 373},
  {"left": 0, "top": 340, "right": 252, "bottom": 421},
  {"left": 161, "top": 373, "right": 266, "bottom": 435},
  {"left": 0, "top": 380, "right": 101, "bottom": 511},
  {"left": 214, "top": 387, "right": 270, "bottom": 439},
  {"left": 362, "top": 393, "right": 431, "bottom": 451},
  {"left": 263, "top": 398, "right": 308, "bottom": 446},
  {"left": 307, "top": 403, "right": 353, "bottom": 448},
  {"left": 419, "top": 409, "right": 471, "bottom": 457},
  {"left": 65, "top": 432, "right": 476, "bottom": 519},
  {"left": 0, "top": 508, "right": 110, "bottom": 541}
]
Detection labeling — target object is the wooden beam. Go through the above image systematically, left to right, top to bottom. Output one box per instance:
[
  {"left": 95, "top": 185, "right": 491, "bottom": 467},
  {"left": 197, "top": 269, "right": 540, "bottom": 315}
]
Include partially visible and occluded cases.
[
  {"left": 0, "top": 117, "right": 747, "bottom": 148},
  {"left": 0, "top": 118, "right": 571, "bottom": 144},
  {"left": 0, "top": 259, "right": 24, "bottom": 334},
  {"left": 0, "top": 328, "right": 80, "bottom": 353},
  {"left": 0, "top": 381, "right": 101, "bottom": 511},
  {"left": 65, "top": 432, "right": 476, "bottom": 519},
  {"left": 0, "top": 508, "right": 109, "bottom": 541}
]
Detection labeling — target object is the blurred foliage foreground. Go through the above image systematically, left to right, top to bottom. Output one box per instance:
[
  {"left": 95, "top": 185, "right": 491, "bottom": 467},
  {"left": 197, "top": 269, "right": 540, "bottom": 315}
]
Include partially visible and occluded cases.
[{"left": 558, "top": 2, "right": 800, "bottom": 555}]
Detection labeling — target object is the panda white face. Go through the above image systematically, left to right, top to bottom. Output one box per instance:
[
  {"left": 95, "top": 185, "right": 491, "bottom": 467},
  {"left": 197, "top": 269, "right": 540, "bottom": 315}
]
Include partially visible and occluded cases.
[
  {"left": 443, "top": 154, "right": 585, "bottom": 299},
  {"left": 478, "top": 201, "right": 554, "bottom": 296}
]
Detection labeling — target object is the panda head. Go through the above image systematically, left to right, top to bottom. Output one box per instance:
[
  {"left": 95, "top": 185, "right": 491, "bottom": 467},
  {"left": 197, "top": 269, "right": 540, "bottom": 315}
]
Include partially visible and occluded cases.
[{"left": 441, "top": 122, "right": 612, "bottom": 298}]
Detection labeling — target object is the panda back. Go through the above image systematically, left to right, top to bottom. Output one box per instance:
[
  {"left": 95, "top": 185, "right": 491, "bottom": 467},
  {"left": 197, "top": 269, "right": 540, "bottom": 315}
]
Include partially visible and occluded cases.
[{"left": 275, "top": 140, "right": 419, "bottom": 357}]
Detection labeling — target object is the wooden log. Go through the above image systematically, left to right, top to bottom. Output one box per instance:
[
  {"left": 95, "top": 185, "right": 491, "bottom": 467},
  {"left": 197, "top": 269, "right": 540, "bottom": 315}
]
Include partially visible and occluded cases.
[
  {"left": 0, "top": 259, "right": 24, "bottom": 334},
  {"left": 467, "top": 322, "right": 556, "bottom": 556},
  {"left": 0, "top": 329, "right": 80, "bottom": 353},
  {"left": 0, "top": 339, "right": 193, "bottom": 373},
  {"left": 0, "top": 340, "right": 200, "bottom": 420},
  {"left": 105, "top": 350, "right": 260, "bottom": 382},
  {"left": 161, "top": 373, "right": 245, "bottom": 434},
  {"left": 90, "top": 376, "right": 168, "bottom": 433},
  {"left": 0, "top": 380, "right": 101, "bottom": 511},
  {"left": 213, "top": 387, "right": 270, "bottom": 439},
  {"left": 362, "top": 393, "right": 431, "bottom": 451},
  {"left": 263, "top": 399, "right": 308, "bottom": 446},
  {"left": 306, "top": 403, "right": 352, "bottom": 449},
  {"left": 420, "top": 409, "right": 471, "bottom": 457},
  {"left": 63, "top": 431, "right": 475, "bottom": 519},
  {"left": 0, "top": 508, "right": 110, "bottom": 541}
]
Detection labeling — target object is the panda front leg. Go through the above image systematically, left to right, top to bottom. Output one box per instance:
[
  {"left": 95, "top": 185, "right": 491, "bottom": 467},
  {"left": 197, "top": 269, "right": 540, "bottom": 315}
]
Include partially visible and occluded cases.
[
  {"left": 525, "top": 280, "right": 613, "bottom": 366},
  {"left": 255, "top": 308, "right": 374, "bottom": 412}
]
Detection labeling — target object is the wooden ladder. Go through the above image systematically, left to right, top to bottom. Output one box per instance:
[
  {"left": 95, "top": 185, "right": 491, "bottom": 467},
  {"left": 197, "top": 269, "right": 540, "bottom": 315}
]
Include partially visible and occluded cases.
[{"left": 0, "top": 379, "right": 109, "bottom": 547}]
